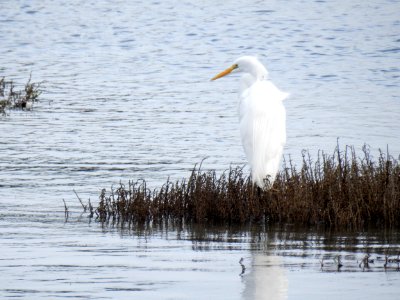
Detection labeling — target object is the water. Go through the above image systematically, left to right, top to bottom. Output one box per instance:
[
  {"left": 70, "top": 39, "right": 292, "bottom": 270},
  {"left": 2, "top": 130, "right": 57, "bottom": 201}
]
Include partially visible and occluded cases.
[{"left": 1, "top": 0, "right": 400, "bottom": 298}]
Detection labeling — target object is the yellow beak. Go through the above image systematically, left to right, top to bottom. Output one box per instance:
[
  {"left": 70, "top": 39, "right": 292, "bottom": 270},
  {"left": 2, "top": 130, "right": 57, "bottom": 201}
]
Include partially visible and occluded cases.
[{"left": 211, "top": 64, "right": 238, "bottom": 81}]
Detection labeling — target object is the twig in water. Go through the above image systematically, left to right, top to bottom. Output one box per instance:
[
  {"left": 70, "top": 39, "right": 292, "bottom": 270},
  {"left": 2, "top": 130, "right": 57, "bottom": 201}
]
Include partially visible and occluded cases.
[
  {"left": 73, "top": 189, "right": 87, "bottom": 212},
  {"left": 62, "top": 198, "right": 69, "bottom": 221},
  {"left": 88, "top": 198, "right": 94, "bottom": 218},
  {"left": 334, "top": 255, "right": 343, "bottom": 270},
  {"left": 239, "top": 257, "right": 246, "bottom": 276}
]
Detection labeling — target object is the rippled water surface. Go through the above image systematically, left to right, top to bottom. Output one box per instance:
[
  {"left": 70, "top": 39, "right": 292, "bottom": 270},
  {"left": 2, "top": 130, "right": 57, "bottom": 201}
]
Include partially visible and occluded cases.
[{"left": 1, "top": 0, "right": 400, "bottom": 299}]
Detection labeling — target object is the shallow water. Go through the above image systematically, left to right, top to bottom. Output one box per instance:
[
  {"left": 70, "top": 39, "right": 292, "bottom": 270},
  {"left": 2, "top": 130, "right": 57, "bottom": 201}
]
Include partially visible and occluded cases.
[
  {"left": 1, "top": 0, "right": 400, "bottom": 299},
  {"left": 2, "top": 217, "right": 400, "bottom": 299}
]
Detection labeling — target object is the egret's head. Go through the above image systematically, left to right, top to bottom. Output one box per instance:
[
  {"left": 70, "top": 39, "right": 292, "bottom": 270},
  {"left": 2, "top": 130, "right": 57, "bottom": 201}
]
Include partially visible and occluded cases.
[{"left": 211, "top": 56, "right": 268, "bottom": 81}]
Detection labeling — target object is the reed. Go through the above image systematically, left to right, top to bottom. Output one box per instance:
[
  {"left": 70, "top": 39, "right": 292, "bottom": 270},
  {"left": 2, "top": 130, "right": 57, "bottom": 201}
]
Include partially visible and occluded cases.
[
  {"left": 0, "top": 75, "right": 42, "bottom": 113},
  {"left": 96, "top": 145, "right": 400, "bottom": 230}
]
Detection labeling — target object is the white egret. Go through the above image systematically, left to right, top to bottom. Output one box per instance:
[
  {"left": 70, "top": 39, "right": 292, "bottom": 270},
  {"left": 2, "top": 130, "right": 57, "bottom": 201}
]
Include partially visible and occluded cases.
[{"left": 211, "top": 56, "right": 288, "bottom": 189}]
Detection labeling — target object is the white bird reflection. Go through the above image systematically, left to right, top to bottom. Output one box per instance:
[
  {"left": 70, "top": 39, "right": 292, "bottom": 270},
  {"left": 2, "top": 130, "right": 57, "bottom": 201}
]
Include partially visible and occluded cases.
[{"left": 242, "top": 254, "right": 288, "bottom": 300}]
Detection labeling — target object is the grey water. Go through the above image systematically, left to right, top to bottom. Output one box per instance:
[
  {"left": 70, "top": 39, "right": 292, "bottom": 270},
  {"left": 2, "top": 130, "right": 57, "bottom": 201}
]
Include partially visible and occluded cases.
[{"left": 1, "top": 0, "right": 399, "bottom": 299}]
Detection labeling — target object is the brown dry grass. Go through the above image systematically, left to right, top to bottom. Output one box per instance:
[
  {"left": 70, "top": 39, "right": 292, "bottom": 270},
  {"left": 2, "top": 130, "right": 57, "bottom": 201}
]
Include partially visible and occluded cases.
[
  {"left": 0, "top": 75, "right": 42, "bottom": 113},
  {"left": 96, "top": 145, "right": 400, "bottom": 230}
]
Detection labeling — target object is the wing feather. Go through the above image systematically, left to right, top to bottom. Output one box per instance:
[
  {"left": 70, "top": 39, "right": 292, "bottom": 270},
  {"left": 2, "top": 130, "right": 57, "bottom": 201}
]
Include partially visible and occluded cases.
[{"left": 239, "top": 80, "right": 287, "bottom": 188}]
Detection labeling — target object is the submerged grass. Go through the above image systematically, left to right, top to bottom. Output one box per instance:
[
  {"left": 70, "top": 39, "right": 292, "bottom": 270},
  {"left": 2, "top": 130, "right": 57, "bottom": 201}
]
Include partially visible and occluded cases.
[
  {"left": 0, "top": 75, "right": 42, "bottom": 114},
  {"left": 96, "top": 145, "right": 400, "bottom": 230}
]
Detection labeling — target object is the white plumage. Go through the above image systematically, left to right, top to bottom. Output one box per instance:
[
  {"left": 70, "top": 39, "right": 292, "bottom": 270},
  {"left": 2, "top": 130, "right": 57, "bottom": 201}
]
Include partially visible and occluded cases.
[{"left": 211, "top": 56, "right": 288, "bottom": 189}]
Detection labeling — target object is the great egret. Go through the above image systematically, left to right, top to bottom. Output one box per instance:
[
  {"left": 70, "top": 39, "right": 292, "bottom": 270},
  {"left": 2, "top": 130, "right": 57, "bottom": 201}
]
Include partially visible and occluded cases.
[{"left": 211, "top": 56, "right": 288, "bottom": 189}]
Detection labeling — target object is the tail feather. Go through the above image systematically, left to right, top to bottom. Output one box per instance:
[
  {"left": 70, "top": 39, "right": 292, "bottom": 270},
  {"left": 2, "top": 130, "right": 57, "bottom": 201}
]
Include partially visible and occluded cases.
[{"left": 251, "top": 151, "right": 282, "bottom": 189}]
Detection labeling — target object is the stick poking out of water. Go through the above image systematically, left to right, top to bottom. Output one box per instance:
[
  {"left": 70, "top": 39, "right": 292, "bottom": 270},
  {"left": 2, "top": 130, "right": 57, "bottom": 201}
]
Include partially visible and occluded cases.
[
  {"left": 73, "top": 189, "right": 87, "bottom": 212},
  {"left": 62, "top": 198, "right": 69, "bottom": 221},
  {"left": 239, "top": 257, "right": 246, "bottom": 276}
]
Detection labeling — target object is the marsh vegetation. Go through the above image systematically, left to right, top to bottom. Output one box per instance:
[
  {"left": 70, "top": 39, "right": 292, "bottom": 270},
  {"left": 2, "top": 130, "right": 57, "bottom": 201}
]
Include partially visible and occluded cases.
[
  {"left": 0, "top": 75, "right": 42, "bottom": 114},
  {"left": 94, "top": 145, "right": 400, "bottom": 230}
]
